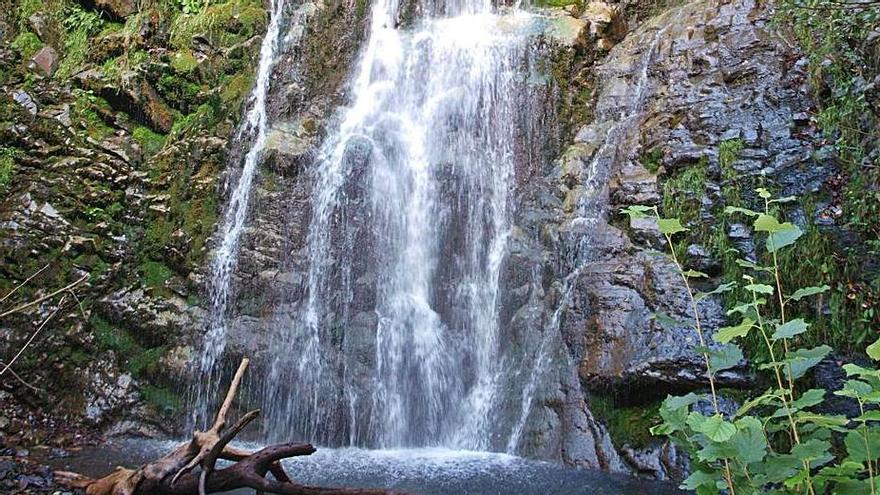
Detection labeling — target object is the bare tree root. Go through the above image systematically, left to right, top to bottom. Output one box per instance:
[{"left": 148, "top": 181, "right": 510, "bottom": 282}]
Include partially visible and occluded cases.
[{"left": 55, "top": 358, "right": 406, "bottom": 495}]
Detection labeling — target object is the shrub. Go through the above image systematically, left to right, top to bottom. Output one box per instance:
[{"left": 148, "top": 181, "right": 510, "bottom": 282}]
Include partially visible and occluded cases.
[{"left": 623, "top": 188, "right": 880, "bottom": 494}]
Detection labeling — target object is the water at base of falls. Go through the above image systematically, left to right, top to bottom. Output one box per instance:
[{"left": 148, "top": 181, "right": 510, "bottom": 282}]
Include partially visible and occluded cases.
[
  {"left": 263, "top": 3, "right": 542, "bottom": 449},
  {"left": 46, "top": 439, "right": 684, "bottom": 495}
]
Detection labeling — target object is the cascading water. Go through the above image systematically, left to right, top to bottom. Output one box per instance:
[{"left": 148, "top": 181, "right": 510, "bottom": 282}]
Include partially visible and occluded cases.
[
  {"left": 191, "top": 0, "right": 287, "bottom": 429},
  {"left": 263, "top": 0, "right": 541, "bottom": 449},
  {"left": 506, "top": 23, "right": 670, "bottom": 453}
]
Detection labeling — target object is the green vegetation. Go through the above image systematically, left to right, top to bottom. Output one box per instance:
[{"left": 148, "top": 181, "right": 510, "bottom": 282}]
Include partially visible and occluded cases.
[
  {"left": 169, "top": 0, "right": 267, "bottom": 50},
  {"left": 57, "top": 4, "right": 104, "bottom": 79},
  {"left": 11, "top": 32, "right": 42, "bottom": 59},
  {"left": 132, "top": 126, "right": 167, "bottom": 156},
  {"left": 718, "top": 138, "right": 743, "bottom": 182},
  {"left": 0, "top": 148, "right": 16, "bottom": 190},
  {"left": 624, "top": 190, "right": 880, "bottom": 494},
  {"left": 138, "top": 260, "right": 173, "bottom": 288},
  {"left": 590, "top": 395, "right": 661, "bottom": 448}
]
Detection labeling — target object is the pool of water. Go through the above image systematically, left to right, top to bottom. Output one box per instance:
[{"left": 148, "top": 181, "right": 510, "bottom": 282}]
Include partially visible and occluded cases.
[{"left": 47, "top": 439, "right": 683, "bottom": 495}]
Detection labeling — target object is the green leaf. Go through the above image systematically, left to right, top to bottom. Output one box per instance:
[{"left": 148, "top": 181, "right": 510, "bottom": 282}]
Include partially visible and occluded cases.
[
  {"left": 756, "top": 187, "right": 772, "bottom": 199},
  {"left": 769, "top": 195, "right": 797, "bottom": 204},
  {"left": 619, "top": 205, "right": 654, "bottom": 219},
  {"left": 724, "top": 205, "right": 760, "bottom": 217},
  {"left": 754, "top": 214, "right": 785, "bottom": 232},
  {"left": 657, "top": 217, "right": 688, "bottom": 235},
  {"left": 767, "top": 223, "right": 803, "bottom": 252},
  {"left": 735, "top": 258, "right": 773, "bottom": 272},
  {"left": 682, "top": 269, "right": 708, "bottom": 278},
  {"left": 695, "top": 282, "right": 736, "bottom": 302},
  {"left": 744, "top": 283, "right": 774, "bottom": 294},
  {"left": 788, "top": 285, "right": 830, "bottom": 301},
  {"left": 650, "top": 311, "right": 685, "bottom": 328},
  {"left": 713, "top": 318, "right": 755, "bottom": 344},
  {"left": 771, "top": 318, "right": 809, "bottom": 340},
  {"left": 868, "top": 337, "right": 880, "bottom": 361},
  {"left": 709, "top": 344, "right": 743, "bottom": 372},
  {"left": 785, "top": 345, "right": 832, "bottom": 381},
  {"left": 836, "top": 379, "right": 873, "bottom": 398},
  {"left": 791, "top": 389, "right": 826, "bottom": 410},
  {"left": 657, "top": 393, "right": 700, "bottom": 433},
  {"left": 857, "top": 411, "right": 880, "bottom": 422},
  {"left": 794, "top": 412, "right": 849, "bottom": 431},
  {"left": 691, "top": 414, "right": 737, "bottom": 442},
  {"left": 845, "top": 428, "right": 880, "bottom": 462},
  {"left": 791, "top": 438, "right": 832, "bottom": 463},
  {"left": 681, "top": 470, "right": 717, "bottom": 491}
]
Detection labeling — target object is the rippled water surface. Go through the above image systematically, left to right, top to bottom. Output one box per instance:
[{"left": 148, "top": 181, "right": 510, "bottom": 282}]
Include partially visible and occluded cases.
[{"left": 48, "top": 439, "right": 682, "bottom": 495}]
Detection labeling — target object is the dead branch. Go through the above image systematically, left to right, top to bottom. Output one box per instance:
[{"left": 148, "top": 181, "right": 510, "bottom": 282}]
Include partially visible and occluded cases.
[
  {"left": 0, "top": 272, "right": 89, "bottom": 319},
  {"left": 0, "top": 295, "right": 68, "bottom": 377},
  {"left": 55, "top": 358, "right": 407, "bottom": 495}
]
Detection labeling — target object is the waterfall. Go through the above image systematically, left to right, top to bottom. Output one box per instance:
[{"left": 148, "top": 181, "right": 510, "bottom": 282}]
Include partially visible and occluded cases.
[
  {"left": 191, "top": 0, "right": 287, "bottom": 429},
  {"left": 263, "top": 0, "right": 542, "bottom": 448},
  {"left": 506, "top": 22, "right": 669, "bottom": 453}
]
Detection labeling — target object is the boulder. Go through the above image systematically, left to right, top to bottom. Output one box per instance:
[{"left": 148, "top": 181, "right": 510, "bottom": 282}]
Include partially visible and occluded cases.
[
  {"left": 77, "top": 0, "right": 136, "bottom": 19},
  {"left": 29, "top": 46, "right": 58, "bottom": 76}
]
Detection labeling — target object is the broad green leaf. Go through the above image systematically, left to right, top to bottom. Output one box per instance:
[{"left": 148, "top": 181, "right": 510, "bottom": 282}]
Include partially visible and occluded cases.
[
  {"left": 756, "top": 187, "right": 772, "bottom": 199},
  {"left": 769, "top": 195, "right": 797, "bottom": 204},
  {"left": 619, "top": 205, "right": 654, "bottom": 219},
  {"left": 724, "top": 205, "right": 760, "bottom": 217},
  {"left": 754, "top": 214, "right": 785, "bottom": 232},
  {"left": 657, "top": 217, "right": 688, "bottom": 235},
  {"left": 767, "top": 223, "right": 803, "bottom": 252},
  {"left": 735, "top": 258, "right": 773, "bottom": 272},
  {"left": 682, "top": 269, "right": 708, "bottom": 278},
  {"left": 695, "top": 282, "right": 736, "bottom": 302},
  {"left": 744, "top": 283, "right": 774, "bottom": 294},
  {"left": 789, "top": 285, "right": 830, "bottom": 301},
  {"left": 727, "top": 299, "right": 762, "bottom": 316},
  {"left": 713, "top": 318, "right": 755, "bottom": 344},
  {"left": 771, "top": 318, "right": 809, "bottom": 340},
  {"left": 868, "top": 337, "right": 880, "bottom": 361},
  {"left": 709, "top": 343, "right": 743, "bottom": 372},
  {"left": 784, "top": 345, "right": 832, "bottom": 381},
  {"left": 843, "top": 363, "right": 880, "bottom": 378},
  {"left": 836, "top": 379, "right": 873, "bottom": 398},
  {"left": 791, "top": 389, "right": 826, "bottom": 410},
  {"left": 736, "top": 392, "right": 781, "bottom": 417},
  {"left": 657, "top": 393, "right": 700, "bottom": 433},
  {"left": 857, "top": 411, "right": 880, "bottom": 422},
  {"left": 794, "top": 412, "right": 849, "bottom": 431},
  {"left": 691, "top": 414, "right": 737, "bottom": 442},
  {"left": 731, "top": 416, "right": 769, "bottom": 464},
  {"left": 845, "top": 427, "right": 880, "bottom": 462},
  {"left": 791, "top": 438, "right": 832, "bottom": 465},
  {"left": 754, "top": 453, "right": 801, "bottom": 484},
  {"left": 681, "top": 470, "right": 717, "bottom": 491}
]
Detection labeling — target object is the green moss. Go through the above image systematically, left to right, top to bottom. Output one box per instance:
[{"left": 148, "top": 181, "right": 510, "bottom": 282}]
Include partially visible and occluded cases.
[
  {"left": 16, "top": 0, "right": 43, "bottom": 29},
  {"left": 169, "top": 0, "right": 267, "bottom": 51},
  {"left": 11, "top": 32, "right": 43, "bottom": 59},
  {"left": 171, "top": 50, "right": 199, "bottom": 73},
  {"left": 220, "top": 72, "right": 253, "bottom": 108},
  {"left": 71, "top": 89, "right": 115, "bottom": 139},
  {"left": 132, "top": 126, "right": 167, "bottom": 156},
  {"left": 718, "top": 138, "right": 744, "bottom": 180},
  {"left": 640, "top": 147, "right": 664, "bottom": 174},
  {"left": 0, "top": 148, "right": 17, "bottom": 190},
  {"left": 661, "top": 156, "right": 707, "bottom": 227},
  {"left": 138, "top": 260, "right": 173, "bottom": 288},
  {"left": 93, "top": 315, "right": 138, "bottom": 355},
  {"left": 129, "top": 346, "right": 166, "bottom": 378},
  {"left": 141, "top": 384, "right": 183, "bottom": 416},
  {"left": 590, "top": 395, "right": 661, "bottom": 448}
]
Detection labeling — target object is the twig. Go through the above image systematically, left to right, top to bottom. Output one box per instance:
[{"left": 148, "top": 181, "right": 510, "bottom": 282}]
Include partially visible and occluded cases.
[
  {"left": 0, "top": 264, "right": 50, "bottom": 305},
  {"left": 0, "top": 273, "right": 89, "bottom": 319},
  {"left": 0, "top": 296, "right": 67, "bottom": 377},
  {"left": 0, "top": 360, "right": 40, "bottom": 392}
]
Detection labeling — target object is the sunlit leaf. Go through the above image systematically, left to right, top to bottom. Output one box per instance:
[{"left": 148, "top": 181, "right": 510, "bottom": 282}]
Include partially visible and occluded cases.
[
  {"left": 619, "top": 205, "right": 654, "bottom": 219},
  {"left": 724, "top": 205, "right": 760, "bottom": 217},
  {"left": 657, "top": 217, "right": 688, "bottom": 235},
  {"left": 767, "top": 223, "right": 803, "bottom": 252},
  {"left": 683, "top": 269, "right": 709, "bottom": 278},
  {"left": 745, "top": 283, "right": 774, "bottom": 294},
  {"left": 789, "top": 285, "right": 830, "bottom": 301},
  {"left": 713, "top": 318, "right": 755, "bottom": 344},
  {"left": 772, "top": 318, "right": 809, "bottom": 340},
  {"left": 868, "top": 337, "right": 880, "bottom": 361},
  {"left": 710, "top": 344, "right": 744, "bottom": 372}
]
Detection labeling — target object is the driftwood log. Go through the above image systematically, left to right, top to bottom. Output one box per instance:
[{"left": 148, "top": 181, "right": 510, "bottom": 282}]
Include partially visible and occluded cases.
[{"left": 56, "top": 358, "right": 404, "bottom": 495}]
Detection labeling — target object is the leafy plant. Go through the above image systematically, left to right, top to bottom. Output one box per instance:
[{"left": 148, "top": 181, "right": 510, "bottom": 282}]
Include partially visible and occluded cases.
[
  {"left": 0, "top": 148, "right": 17, "bottom": 190},
  {"left": 623, "top": 188, "right": 880, "bottom": 494}
]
